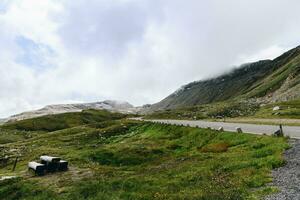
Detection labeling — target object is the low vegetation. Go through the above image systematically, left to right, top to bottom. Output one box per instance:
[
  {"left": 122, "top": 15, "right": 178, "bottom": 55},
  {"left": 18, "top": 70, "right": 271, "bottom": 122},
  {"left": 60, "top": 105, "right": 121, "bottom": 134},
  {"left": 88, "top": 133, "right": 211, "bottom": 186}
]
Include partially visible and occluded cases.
[
  {"left": 145, "top": 99, "right": 300, "bottom": 125},
  {"left": 255, "top": 99, "right": 300, "bottom": 119},
  {"left": 145, "top": 101, "right": 260, "bottom": 120},
  {"left": 2, "top": 109, "right": 126, "bottom": 132},
  {"left": 0, "top": 110, "right": 289, "bottom": 199}
]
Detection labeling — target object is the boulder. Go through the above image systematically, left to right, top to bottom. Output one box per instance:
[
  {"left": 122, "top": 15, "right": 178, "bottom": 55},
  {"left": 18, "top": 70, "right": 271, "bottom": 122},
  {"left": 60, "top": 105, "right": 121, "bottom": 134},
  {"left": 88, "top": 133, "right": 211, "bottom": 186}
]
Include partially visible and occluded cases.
[{"left": 273, "top": 106, "right": 280, "bottom": 111}]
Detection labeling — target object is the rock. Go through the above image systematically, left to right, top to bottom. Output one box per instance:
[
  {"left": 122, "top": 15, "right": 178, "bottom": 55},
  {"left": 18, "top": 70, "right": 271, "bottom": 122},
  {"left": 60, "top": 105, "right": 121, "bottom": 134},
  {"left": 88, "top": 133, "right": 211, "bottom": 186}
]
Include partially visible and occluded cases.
[
  {"left": 273, "top": 106, "right": 281, "bottom": 111},
  {"left": 274, "top": 125, "right": 284, "bottom": 137},
  {"left": 218, "top": 127, "right": 224, "bottom": 132},
  {"left": 236, "top": 127, "right": 243, "bottom": 133},
  {"left": 274, "top": 129, "right": 283, "bottom": 137},
  {"left": 9, "top": 149, "right": 18, "bottom": 152},
  {"left": 0, "top": 176, "right": 17, "bottom": 181}
]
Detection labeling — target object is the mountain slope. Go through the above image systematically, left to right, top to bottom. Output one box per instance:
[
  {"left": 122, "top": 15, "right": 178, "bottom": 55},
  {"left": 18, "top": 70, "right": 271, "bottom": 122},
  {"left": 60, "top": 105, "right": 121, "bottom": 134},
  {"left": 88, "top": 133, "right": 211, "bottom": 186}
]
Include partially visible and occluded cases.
[
  {"left": 150, "top": 46, "right": 300, "bottom": 111},
  {"left": 7, "top": 100, "right": 136, "bottom": 122},
  {"left": 2, "top": 109, "right": 126, "bottom": 132}
]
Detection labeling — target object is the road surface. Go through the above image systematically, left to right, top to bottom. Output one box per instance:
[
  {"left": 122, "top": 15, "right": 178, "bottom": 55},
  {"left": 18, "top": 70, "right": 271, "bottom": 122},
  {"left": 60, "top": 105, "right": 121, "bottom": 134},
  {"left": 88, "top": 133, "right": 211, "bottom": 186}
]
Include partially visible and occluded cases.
[{"left": 137, "top": 119, "right": 300, "bottom": 139}]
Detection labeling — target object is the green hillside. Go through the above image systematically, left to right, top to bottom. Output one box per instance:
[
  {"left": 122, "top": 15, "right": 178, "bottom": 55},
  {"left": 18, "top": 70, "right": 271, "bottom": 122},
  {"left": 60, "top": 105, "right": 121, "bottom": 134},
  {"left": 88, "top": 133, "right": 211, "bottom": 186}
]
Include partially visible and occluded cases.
[
  {"left": 150, "top": 46, "right": 300, "bottom": 111},
  {"left": 146, "top": 99, "right": 300, "bottom": 122},
  {"left": 2, "top": 109, "right": 126, "bottom": 132},
  {"left": 0, "top": 111, "right": 289, "bottom": 199}
]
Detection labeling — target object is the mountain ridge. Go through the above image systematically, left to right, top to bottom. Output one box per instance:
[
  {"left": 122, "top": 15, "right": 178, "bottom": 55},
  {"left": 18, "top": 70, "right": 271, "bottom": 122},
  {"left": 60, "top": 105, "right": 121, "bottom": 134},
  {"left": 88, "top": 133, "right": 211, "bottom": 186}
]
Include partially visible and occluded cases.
[
  {"left": 149, "top": 45, "right": 300, "bottom": 111},
  {"left": 6, "top": 100, "right": 138, "bottom": 122}
]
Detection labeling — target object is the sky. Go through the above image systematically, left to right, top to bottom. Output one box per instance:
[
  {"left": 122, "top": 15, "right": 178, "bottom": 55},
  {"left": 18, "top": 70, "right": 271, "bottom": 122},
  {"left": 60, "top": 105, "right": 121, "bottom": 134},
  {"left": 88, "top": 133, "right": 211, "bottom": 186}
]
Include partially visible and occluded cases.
[{"left": 0, "top": 0, "right": 300, "bottom": 118}]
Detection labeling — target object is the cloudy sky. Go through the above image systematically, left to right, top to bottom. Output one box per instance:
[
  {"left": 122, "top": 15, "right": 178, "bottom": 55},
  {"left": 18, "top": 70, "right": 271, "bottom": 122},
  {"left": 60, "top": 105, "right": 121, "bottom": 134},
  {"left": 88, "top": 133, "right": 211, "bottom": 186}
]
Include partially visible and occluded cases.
[{"left": 0, "top": 0, "right": 300, "bottom": 118}]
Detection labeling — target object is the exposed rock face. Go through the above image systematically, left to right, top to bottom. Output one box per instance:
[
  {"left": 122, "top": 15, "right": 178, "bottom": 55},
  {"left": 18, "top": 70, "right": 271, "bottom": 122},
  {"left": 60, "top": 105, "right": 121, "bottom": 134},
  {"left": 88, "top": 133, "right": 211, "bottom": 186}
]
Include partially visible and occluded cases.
[{"left": 7, "top": 100, "right": 137, "bottom": 122}]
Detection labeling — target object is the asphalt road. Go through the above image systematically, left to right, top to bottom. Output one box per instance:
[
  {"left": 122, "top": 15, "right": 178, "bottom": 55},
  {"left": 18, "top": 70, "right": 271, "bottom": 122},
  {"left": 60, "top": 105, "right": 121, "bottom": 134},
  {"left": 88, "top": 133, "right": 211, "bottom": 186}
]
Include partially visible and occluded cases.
[{"left": 139, "top": 119, "right": 300, "bottom": 139}]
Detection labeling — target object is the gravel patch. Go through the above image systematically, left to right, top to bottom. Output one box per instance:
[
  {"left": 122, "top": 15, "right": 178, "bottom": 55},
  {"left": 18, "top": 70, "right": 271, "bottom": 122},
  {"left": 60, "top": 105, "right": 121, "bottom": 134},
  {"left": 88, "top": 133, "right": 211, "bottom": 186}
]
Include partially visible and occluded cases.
[{"left": 266, "top": 139, "right": 300, "bottom": 200}]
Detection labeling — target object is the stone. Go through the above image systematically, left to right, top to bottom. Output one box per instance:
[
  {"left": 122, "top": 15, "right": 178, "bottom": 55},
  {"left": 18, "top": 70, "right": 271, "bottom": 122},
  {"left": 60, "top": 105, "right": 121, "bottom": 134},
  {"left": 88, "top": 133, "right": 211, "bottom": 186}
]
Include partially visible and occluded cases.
[
  {"left": 273, "top": 106, "right": 281, "bottom": 111},
  {"left": 274, "top": 125, "right": 284, "bottom": 137},
  {"left": 236, "top": 127, "right": 243, "bottom": 133},
  {"left": 58, "top": 160, "right": 68, "bottom": 171},
  {"left": 28, "top": 162, "right": 45, "bottom": 176},
  {"left": 0, "top": 176, "right": 17, "bottom": 181}
]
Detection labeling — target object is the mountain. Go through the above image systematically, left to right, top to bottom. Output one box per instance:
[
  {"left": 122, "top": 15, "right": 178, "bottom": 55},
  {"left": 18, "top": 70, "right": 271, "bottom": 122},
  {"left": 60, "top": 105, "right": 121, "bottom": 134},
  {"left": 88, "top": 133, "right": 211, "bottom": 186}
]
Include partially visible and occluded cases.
[
  {"left": 150, "top": 46, "right": 300, "bottom": 111},
  {"left": 6, "top": 100, "right": 137, "bottom": 122},
  {"left": 0, "top": 118, "right": 6, "bottom": 125}
]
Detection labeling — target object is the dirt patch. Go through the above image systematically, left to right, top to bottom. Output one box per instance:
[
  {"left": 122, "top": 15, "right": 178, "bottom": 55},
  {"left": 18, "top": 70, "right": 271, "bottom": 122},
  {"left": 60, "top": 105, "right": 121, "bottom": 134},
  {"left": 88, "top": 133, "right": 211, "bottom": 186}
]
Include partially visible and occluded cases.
[{"left": 27, "top": 167, "right": 94, "bottom": 193}]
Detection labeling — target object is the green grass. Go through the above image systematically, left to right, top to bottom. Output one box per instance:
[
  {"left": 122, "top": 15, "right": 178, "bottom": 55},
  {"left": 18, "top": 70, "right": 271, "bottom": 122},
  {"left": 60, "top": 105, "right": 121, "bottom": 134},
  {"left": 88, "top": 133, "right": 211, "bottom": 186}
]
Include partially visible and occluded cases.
[
  {"left": 245, "top": 55, "right": 300, "bottom": 98},
  {"left": 145, "top": 99, "right": 300, "bottom": 123},
  {"left": 254, "top": 99, "right": 300, "bottom": 119},
  {"left": 145, "top": 101, "right": 260, "bottom": 120},
  {"left": 2, "top": 109, "right": 126, "bottom": 132},
  {"left": 0, "top": 113, "right": 289, "bottom": 200}
]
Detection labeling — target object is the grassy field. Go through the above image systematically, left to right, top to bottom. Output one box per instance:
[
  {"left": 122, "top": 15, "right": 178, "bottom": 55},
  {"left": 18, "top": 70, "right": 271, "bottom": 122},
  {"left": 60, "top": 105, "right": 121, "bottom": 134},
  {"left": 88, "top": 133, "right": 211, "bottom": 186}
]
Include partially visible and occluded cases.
[
  {"left": 254, "top": 100, "right": 300, "bottom": 119},
  {"left": 2, "top": 109, "right": 127, "bottom": 132},
  {"left": 0, "top": 110, "right": 289, "bottom": 200}
]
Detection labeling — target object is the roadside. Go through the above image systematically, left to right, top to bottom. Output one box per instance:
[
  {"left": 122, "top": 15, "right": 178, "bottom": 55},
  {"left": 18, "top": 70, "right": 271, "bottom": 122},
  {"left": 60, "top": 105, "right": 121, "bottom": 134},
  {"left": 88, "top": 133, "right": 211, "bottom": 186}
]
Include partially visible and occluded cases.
[
  {"left": 138, "top": 118, "right": 300, "bottom": 139},
  {"left": 139, "top": 118, "right": 300, "bottom": 199},
  {"left": 211, "top": 118, "right": 300, "bottom": 127},
  {"left": 266, "top": 139, "right": 300, "bottom": 200}
]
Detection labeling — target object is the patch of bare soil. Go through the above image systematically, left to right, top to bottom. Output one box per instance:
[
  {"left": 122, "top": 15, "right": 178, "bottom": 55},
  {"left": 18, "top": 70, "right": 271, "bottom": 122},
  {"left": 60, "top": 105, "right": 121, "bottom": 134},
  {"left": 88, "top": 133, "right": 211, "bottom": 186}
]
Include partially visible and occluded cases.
[{"left": 26, "top": 166, "right": 94, "bottom": 193}]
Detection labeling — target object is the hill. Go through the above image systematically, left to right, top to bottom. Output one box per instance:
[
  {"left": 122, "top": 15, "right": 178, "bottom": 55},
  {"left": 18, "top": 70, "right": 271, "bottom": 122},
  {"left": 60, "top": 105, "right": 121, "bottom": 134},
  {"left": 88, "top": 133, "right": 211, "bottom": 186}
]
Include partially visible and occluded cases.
[
  {"left": 150, "top": 46, "right": 300, "bottom": 111},
  {"left": 6, "top": 100, "right": 137, "bottom": 122},
  {"left": 2, "top": 109, "right": 127, "bottom": 132},
  {"left": 0, "top": 111, "right": 288, "bottom": 199}
]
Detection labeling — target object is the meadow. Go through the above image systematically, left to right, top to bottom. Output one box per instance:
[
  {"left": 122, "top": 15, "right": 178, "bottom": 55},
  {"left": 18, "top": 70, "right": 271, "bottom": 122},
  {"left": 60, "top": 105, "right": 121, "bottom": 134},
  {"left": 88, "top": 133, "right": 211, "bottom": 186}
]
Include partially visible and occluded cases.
[{"left": 0, "top": 110, "right": 289, "bottom": 199}]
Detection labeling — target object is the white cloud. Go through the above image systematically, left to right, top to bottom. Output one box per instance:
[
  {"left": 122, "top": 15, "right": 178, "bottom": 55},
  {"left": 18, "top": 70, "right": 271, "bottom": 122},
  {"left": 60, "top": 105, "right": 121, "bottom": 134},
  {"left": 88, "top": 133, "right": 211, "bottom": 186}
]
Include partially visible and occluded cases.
[
  {"left": 0, "top": 0, "right": 300, "bottom": 118},
  {"left": 233, "top": 46, "right": 291, "bottom": 66}
]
